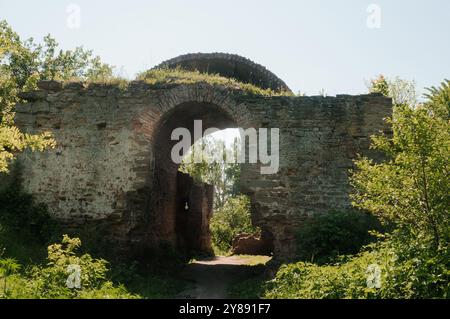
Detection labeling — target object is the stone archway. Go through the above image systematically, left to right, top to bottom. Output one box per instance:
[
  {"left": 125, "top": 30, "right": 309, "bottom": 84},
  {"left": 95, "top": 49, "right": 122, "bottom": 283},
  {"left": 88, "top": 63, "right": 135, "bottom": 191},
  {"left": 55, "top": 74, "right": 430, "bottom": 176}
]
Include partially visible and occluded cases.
[
  {"left": 10, "top": 53, "right": 392, "bottom": 261},
  {"left": 124, "top": 84, "right": 261, "bottom": 258},
  {"left": 150, "top": 101, "right": 240, "bottom": 255}
]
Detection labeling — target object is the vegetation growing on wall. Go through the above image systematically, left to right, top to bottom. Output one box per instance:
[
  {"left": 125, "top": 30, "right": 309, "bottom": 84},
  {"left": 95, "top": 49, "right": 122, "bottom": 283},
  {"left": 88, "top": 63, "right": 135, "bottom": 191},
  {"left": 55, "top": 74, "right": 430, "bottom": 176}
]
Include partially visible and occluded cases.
[{"left": 137, "top": 67, "right": 293, "bottom": 97}]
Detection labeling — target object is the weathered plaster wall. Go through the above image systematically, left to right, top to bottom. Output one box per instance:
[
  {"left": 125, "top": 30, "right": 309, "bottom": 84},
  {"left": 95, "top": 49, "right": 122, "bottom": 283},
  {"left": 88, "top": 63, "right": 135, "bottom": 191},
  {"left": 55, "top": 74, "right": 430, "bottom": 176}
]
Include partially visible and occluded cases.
[{"left": 12, "top": 80, "right": 391, "bottom": 260}]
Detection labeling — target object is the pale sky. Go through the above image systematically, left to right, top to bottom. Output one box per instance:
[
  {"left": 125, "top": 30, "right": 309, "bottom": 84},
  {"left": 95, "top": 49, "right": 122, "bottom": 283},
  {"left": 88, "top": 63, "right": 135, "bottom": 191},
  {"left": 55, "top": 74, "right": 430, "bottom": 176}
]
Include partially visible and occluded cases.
[{"left": 1, "top": 0, "right": 449, "bottom": 143}]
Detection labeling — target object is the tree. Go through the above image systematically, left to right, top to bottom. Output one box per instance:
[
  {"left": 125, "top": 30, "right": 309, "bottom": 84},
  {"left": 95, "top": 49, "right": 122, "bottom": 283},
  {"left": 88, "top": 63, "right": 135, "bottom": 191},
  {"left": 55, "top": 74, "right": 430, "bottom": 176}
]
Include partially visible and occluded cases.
[
  {"left": 0, "top": 20, "right": 113, "bottom": 173},
  {"left": 368, "top": 74, "right": 417, "bottom": 106},
  {"left": 368, "top": 74, "right": 389, "bottom": 96},
  {"left": 352, "top": 77, "right": 450, "bottom": 250},
  {"left": 179, "top": 135, "right": 241, "bottom": 209},
  {"left": 180, "top": 136, "right": 254, "bottom": 254},
  {"left": 209, "top": 195, "right": 258, "bottom": 253}
]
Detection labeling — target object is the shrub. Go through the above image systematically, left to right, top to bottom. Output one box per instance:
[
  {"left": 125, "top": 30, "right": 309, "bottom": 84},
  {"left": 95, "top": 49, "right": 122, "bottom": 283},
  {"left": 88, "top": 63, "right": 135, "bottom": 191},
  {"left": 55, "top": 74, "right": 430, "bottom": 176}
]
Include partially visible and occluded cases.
[
  {"left": 267, "top": 78, "right": 450, "bottom": 299},
  {"left": 352, "top": 79, "right": 449, "bottom": 251},
  {"left": 0, "top": 169, "right": 60, "bottom": 263},
  {"left": 0, "top": 170, "right": 59, "bottom": 244},
  {"left": 210, "top": 195, "right": 259, "bottom": 254},
  {"left": 295, "top": 210, "right": 382, "bottom": 264},
  {"left": 1, "top": 235, "right": 137, "bottom": 299},
  {"left": 28, "top": 235, "right": 110, "bottom": 298},
  {"left": 265, "top": 235, "right": 449, "bottom": 299},
  {"left": 0, "top": 257, "right": 20, "bottom": 297},
  {"left": 228, "top": 276, "right": 267, "bottom": 299},
  {"left": 76, "top": 282, "right": 137, "bottom": 299}
]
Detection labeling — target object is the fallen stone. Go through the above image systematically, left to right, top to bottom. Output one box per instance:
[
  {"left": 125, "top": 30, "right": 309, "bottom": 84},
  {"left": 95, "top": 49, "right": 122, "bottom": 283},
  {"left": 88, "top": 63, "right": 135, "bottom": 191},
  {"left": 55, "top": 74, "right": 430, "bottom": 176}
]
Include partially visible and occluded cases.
[{"left": 231, "top": 232, "right": 273, "bottom": 256}]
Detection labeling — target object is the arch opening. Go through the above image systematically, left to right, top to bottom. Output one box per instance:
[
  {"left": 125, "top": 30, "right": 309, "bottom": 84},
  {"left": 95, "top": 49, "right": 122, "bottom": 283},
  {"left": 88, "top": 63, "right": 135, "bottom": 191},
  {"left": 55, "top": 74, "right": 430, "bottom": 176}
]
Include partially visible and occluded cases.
[
  {"left": 149, "top": 101, "right": 273, "bottom": 258},
  {"left": 150, "top": 102, "right": 237, "bottom": 256}
]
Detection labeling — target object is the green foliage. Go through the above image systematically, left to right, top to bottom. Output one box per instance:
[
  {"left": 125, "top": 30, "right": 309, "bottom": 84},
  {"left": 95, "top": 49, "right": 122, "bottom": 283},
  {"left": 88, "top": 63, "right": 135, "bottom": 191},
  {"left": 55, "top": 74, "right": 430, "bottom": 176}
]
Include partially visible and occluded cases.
[
  {"left": 0, "top": 19, "right": 113, "bottom": 173},
  {"left": 0, "top": 21, "right": 113, "bottom": 86},
  {"left": 137, "top": 67, "right": 291, "bottom": 97},
  {"left": 369, "top": 75, "right": 418, "bottom": 106},
  {"left": 369, "top": 75, "right": 389, "bottom": 96},
  {"left": 265, "top": 77, "right": 450, "bottom": 299},
  {"left": 386, "top": 77, "right": 418, "bottom": 107},
  {"left": 353, "top": 79, "right": 450, "bottom": 250},
  {"left": 424, "top": 79, "right": 450, "bottom": 118},
  {"left": 0, "top": 119, "right": 55, "bottom": 173},
  {"left": 180, "top": 135, "right": 252, "bottom": 256},
  {"left": 179, "top": 136, "right": 241, "bottom": 209},
  {"left": 0, "top": 170, "right": 59, "bottom": 246},
  {"left": 0, "top": 175, "right": 187, "bottom": 299},
  {"left": 210, "top": 195, "right": 259, "bottom": 253},
  {"left": 296, "top": 210, "right": 382, "bottom": 264},
  {"left": 0, "top": 223, "right": 49, "bottom": 264},
  {"left": 0, "top": 228, "right": 188, "bottom": 299},
  {"left": 1, "top": 235, "right": 138, "bottom": 299},
  {"left": 27, "top": 235, "right": 110, "bottom": 298},
  {"left": 265, "top": 236, "right": 449, "bottom": 299},
  {"left": 0, "top": 257, "right": 20, "bottom": 296},
  {"left": 108, "top": 259, "right": 189, "bottom": 299},
  {"left": 115, "top": 271, "right": 188, "bottom": 299},
  {"left": 228, "top": 276, "right": 267, "bottom": 299},
  {"left": 75, "top": 282, "right": 137, "bottom": 299}
]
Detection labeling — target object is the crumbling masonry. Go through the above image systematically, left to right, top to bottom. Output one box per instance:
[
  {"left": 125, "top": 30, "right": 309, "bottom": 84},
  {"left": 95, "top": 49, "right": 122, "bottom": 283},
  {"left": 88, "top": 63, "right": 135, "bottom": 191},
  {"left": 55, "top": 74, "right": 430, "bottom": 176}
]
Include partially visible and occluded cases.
[{"left": 10, "top": 53, "right": 392, "bottom": 260}]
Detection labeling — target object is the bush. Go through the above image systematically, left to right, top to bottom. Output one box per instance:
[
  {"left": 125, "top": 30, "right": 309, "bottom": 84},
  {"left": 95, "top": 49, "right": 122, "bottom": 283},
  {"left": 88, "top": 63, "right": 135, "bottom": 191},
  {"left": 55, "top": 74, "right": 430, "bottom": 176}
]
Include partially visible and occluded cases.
[
  {"left": 266, "top": 78, "right": 450, "bottom": 299},
  {"left": 352, "top": 79, "right": 449, "bottom": 252},
  {"left": 0, "top": 170, "right": 60, "bottom": 263},
  {"left": 0, "top": 171, "right": 59, "bottom": 244},
  {"left": 210, "top": 195, "right": 259, "bottom": 254},
  {"left": 296, "top": 210, "right": 382, "bottom": 264},
  {"left": 0, "top": 235, "right": 138, "bottom": 299},
  {"left": 29, "top": 235, "right": 110, "bottom": 298},
  {"left": 265, "top": 235, "right": 449, "bottom": 299},
  {"left": 228, "top": 276, "right": 267, "bottom": 299}
]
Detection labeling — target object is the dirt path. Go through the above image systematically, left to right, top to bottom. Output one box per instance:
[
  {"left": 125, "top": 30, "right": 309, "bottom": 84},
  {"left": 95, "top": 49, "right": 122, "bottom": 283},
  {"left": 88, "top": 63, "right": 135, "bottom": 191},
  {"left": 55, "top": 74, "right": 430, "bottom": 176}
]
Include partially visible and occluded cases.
[{"left": 177, "top": 255, "right": 270, "bottom": 299}]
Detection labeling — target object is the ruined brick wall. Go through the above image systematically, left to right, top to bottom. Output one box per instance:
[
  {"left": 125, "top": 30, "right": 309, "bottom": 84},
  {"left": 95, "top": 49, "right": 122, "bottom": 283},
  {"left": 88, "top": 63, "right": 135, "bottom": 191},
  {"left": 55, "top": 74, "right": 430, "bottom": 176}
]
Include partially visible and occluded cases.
[
  {"left": 11, "top": 80, "right": 391, "bottom": 260},
  {"left": 238, "top": 94, "right": 392, "bottom": 258},
  {"left": 176, "top": 172, "right": 214, "bottom": 254}
]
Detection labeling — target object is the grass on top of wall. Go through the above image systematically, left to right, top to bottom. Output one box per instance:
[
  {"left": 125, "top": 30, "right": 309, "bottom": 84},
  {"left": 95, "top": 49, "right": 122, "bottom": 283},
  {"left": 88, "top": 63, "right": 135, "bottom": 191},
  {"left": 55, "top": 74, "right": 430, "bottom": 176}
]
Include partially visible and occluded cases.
[{"left": 137, "top": 68, "right": 293, "bottom": 97}]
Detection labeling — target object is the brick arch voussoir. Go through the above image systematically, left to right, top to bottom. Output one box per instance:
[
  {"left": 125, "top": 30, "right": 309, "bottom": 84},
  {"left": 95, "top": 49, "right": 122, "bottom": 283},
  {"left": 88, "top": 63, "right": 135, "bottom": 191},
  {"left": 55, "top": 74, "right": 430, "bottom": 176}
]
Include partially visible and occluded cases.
[{"left": 135, "top": 84, "right": 254, "bottom": 142}]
